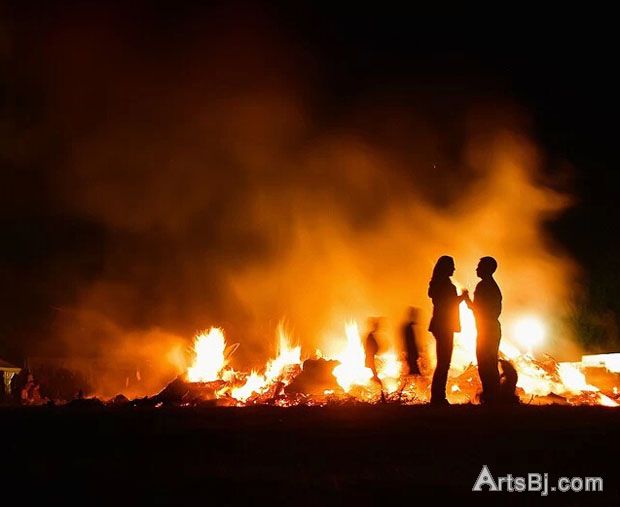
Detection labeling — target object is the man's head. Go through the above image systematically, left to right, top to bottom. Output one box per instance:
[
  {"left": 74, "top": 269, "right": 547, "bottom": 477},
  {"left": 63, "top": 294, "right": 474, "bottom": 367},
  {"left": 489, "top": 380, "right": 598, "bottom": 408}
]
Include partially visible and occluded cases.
[
  {"left": 476, "top": 256, "right": 498, "bottom": 279},
  {"left": 368, "top": 317, "right": 381, "bottom": 332}
]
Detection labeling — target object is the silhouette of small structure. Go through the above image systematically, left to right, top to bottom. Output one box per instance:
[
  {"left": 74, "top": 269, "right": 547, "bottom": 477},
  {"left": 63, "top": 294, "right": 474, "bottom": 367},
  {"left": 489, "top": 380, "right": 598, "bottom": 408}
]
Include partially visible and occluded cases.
[{"left": 0, "top": 358, "right": 21, "bottom": 403}]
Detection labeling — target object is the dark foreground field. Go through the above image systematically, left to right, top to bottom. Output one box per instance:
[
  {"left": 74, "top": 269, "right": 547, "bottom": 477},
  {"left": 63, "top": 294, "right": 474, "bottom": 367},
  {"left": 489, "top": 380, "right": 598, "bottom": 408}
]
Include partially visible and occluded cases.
[{"left": 1, "top": 404, "right": 619, "bottom": 505}]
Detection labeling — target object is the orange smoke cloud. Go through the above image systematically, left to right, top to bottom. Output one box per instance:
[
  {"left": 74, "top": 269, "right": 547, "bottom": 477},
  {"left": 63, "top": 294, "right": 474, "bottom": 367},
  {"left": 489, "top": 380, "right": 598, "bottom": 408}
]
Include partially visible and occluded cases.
[{"left": 12, "top": 5, "right": 578, "bottom": 395}]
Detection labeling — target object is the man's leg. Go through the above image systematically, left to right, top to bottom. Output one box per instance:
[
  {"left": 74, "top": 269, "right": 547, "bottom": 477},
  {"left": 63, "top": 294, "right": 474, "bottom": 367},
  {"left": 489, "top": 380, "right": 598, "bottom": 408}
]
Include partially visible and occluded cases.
[
  {"left": 477, "top": 327, "right": 501, "bottom": 403},
  {"left": 486, "top": 327, "right": 501, "bottom": 401},
  {"left": 476, "top": 335, "right": 490, "bottom": 402}
]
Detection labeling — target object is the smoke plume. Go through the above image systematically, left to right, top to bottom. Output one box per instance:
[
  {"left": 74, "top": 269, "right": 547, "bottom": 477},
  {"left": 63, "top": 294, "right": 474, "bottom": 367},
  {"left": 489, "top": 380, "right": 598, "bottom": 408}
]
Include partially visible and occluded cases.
[{"left": 2, "top": 4, "right": 577, "bottom": 395}]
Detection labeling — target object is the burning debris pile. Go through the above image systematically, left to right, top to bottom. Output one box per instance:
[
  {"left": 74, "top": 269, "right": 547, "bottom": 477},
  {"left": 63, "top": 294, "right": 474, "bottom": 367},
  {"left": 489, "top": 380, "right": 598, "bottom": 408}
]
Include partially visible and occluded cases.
[{"left": 150, "top": 301, "right": 619, "bottom": 408}]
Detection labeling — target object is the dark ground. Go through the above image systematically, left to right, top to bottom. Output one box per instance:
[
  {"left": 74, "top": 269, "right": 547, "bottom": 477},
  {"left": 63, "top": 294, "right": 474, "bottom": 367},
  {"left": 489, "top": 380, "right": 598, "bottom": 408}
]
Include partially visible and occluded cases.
[{"left": 1, "top": 405, "right": 619, "bottom": 506}]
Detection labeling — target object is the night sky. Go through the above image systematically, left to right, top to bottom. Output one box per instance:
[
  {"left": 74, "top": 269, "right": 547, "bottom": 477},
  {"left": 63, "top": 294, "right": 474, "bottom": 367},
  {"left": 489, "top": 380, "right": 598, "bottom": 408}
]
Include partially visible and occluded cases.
[{"left": 1, "top": 2, "right": 619, "bottom": 362}]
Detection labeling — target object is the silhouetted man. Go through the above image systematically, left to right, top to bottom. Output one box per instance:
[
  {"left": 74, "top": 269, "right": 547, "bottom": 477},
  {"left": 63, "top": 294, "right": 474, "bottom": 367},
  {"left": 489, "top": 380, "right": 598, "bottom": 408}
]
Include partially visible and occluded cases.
[
  {"left": 465, "top": 257, "right": 503, "bottom": 405},
  {"left": 402, "top": 307, "right": 421, "bottom": 375},
  {"left": 364, "top": 318, "right": 385, "bottom": 401},
  {"left": 365, "top": 318, "right": 381, "bottom": 382}
]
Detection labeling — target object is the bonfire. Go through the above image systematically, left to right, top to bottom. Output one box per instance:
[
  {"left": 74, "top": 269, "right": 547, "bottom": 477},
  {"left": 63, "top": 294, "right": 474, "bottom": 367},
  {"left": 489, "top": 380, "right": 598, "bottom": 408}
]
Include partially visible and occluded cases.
[{"left": 166, "top": 300, "right": 619, "bottom": 408}]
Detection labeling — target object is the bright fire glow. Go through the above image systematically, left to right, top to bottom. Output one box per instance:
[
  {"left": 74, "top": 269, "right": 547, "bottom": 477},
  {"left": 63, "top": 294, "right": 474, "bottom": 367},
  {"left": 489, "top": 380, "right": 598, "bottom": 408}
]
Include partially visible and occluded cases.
[
  {"left": 434, "top": 297, "right": 616, "bottom": 405},
  {"left": 452, "top": 301, "right": 478, "bottom": 369},
  {"left": 181, "top": 312, "right": 619, "bottom": 407},
  {"left": 512, "top": 315, "right": 546, "bottom": 354},
  {"left": 330, "top": 322, "right": 403, "bottom": 394},
  {"left": 332, "top": 322, "right": 373, "bottom": 392},
  {"left": 229, "top": 323, "right": 301, "bottom": 402},
  {"left": 264, "top": 323, "right": 302, "bottom": 382},
  {"left": 186, "top": 327, "right": 227, "bottom": 382},
  {"left": 377, "top": 352, "right": 403, "bottom": 394},
  {"left": 581, "top": 353, "right": 620, "bottom": 373},
  {"left": 557, "top": 362, "right": 595, "bottom": 393},
  {"left": 231, "top": 371, "right": 265, "bottom": 402}
]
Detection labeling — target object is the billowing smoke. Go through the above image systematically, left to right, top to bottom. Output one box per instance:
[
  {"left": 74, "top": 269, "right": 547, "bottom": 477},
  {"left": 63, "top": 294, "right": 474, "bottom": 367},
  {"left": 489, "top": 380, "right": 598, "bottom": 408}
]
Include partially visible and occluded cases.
[{"left": 3, "top": 4, "right": 577, "bottom": 396}]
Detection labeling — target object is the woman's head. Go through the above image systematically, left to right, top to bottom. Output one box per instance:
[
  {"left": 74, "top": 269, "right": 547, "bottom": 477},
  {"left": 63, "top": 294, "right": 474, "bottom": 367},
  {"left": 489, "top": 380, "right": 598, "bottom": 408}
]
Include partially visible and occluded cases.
[{"left": 431, "top": 255, "right": 455, "bottom": 280}]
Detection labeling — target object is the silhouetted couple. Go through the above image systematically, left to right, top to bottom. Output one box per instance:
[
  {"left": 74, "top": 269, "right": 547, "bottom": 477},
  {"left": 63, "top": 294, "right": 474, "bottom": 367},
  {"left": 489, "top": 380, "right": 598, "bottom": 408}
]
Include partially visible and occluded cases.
[{"left": 428, "top": 255, "right": 502, "bottom": 406}]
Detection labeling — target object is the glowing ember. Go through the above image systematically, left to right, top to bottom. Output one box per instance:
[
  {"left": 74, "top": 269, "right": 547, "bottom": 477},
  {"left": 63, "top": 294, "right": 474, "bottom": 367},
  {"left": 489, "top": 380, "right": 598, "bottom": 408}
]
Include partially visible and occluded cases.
[{"left": 186, "top": 327, "right": 227, "bottom": 382}]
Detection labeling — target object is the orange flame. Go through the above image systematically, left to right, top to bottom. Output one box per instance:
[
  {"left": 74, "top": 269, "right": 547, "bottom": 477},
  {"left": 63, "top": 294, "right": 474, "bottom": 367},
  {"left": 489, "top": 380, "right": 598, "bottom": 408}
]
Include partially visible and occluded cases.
[
  {"left": 182, "top": 315, "right": 618, "bottom": 407},
  {"left": 230, "top": 322, "right": 301, "bottom": 402},
  {"left": 332, "top": 322, "right": 373, "bottom": 392},
  {"left": 186, "top": 327, "right": 227, "bottom": 382}
]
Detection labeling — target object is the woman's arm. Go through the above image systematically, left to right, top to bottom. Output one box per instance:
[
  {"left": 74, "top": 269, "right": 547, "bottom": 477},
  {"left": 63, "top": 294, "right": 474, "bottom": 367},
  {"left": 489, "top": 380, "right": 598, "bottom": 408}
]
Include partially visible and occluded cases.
[{"left": 460, "top": 289, "right": 473, "bottom": 308}]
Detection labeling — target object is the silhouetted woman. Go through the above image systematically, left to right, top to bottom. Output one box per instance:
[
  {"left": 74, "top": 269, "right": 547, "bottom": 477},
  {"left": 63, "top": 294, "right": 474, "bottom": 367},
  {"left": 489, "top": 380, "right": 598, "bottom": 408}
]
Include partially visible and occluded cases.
[{"left": 428, "top": 256, "right": 467, "bottom": 405}]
